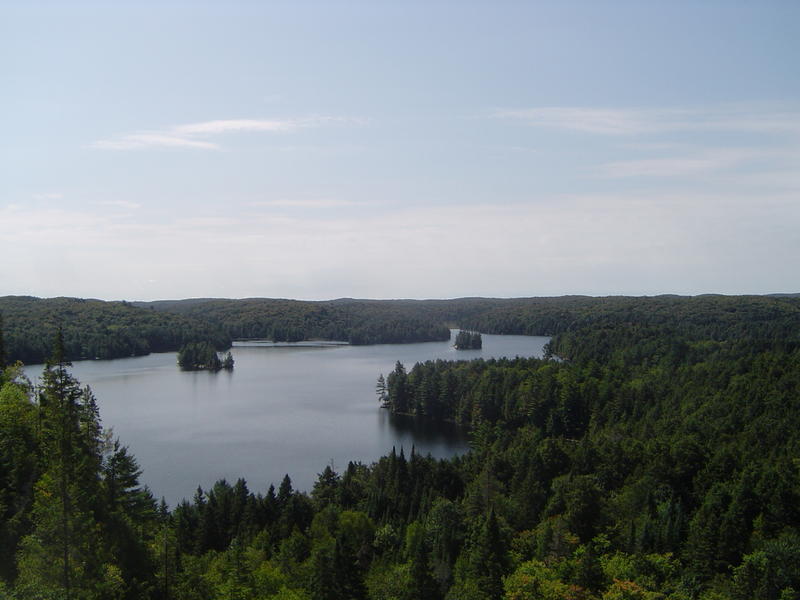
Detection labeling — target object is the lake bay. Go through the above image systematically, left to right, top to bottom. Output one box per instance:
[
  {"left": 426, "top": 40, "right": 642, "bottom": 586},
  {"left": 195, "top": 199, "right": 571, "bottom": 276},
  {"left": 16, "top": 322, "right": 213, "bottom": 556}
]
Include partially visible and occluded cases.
[{"left": 25, "top": 331, "right": 548, "bottom": 505}]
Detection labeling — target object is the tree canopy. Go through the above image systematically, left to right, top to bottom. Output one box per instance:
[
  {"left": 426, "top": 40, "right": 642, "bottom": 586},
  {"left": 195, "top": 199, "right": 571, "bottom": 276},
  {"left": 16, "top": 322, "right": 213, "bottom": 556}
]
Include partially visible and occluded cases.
[{"left": 1, "top": 295, "right": 799, "bottom": 599}]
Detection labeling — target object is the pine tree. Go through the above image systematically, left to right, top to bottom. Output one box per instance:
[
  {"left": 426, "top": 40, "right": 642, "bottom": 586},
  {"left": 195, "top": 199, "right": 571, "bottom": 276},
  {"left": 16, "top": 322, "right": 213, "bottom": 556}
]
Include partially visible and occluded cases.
[
  {"left": 16, "top": 331, "right": 105, "bottom": 599},
  {"left": 387, "top": 362, "right": 409, "bottom": 414},
  {"left": 376, "top": 374, "right": 388, "bottom": 406},
  {"left": 103, "top": 439, "right": 158, "bottom": 591},
  {"left": 312, "top": 465, "right": 340, "bottom": 510},
  {"left": 277, "top": 474, "right": 294, "bottom": 507}
]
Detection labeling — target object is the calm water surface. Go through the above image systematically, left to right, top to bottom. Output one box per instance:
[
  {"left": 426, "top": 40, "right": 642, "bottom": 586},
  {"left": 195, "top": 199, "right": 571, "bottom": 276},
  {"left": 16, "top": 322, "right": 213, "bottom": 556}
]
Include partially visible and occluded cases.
[{"left": 25, "top": 331, "right": 548, "bottom": 505}]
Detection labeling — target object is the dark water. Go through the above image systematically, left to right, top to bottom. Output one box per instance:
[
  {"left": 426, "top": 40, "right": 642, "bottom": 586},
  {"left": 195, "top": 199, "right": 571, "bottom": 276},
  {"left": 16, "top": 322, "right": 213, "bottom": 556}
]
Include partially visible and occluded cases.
[{"left": 24, "top": 331, "right": 548, "bottom": 505}]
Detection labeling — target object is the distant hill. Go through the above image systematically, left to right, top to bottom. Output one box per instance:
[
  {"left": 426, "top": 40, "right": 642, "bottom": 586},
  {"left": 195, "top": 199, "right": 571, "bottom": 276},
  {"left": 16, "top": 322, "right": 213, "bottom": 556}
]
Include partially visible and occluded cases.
[
  {"left": 3, "top": 294, "right": 800, "bottom": 364},
  {"left": 0, "top": 295, "right": 230, "bottom": 364}
]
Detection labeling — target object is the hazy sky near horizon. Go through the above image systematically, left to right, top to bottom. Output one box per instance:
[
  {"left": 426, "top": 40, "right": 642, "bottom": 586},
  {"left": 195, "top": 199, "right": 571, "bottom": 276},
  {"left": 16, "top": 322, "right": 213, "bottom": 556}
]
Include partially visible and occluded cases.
[{"left": 2, "top": 0, "right": 799, "bottom": 301}]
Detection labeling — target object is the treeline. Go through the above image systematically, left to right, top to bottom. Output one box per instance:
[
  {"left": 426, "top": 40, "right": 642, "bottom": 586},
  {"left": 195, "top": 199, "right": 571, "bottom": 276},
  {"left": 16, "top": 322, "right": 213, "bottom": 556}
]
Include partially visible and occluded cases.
[
  {"left": 5, "top": 294, "right": 800, "bottom": 365},
  {"left": 458, "top": 294, "right": 800, "bottom": 346},
  {"left": 0, "top": 296, "right": 231, "bottom": 365},
  {"left": 0, "top": 296, "right": 454, "bottom": 364},
  {"left": 140, "top": 298, "right": 453, "bottom": 346}
]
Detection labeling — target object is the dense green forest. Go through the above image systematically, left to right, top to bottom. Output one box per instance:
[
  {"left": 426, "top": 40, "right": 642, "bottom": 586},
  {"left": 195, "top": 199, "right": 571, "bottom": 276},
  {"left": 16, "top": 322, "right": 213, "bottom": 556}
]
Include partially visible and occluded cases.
[
  {"left": 5, "top": 294, "right": 799, "bottom": 365},
  {"left": 1, "top": 295, "right": 799, "bottom": 599},
  {"left": 0, "top": 297, "right": 231, "bottom": 365},
  {"left": 0, "top": 297, "right": 457, "bottom": 364},
  {"left": 136, "top": 298, "right": 454, "bottom": 347}
]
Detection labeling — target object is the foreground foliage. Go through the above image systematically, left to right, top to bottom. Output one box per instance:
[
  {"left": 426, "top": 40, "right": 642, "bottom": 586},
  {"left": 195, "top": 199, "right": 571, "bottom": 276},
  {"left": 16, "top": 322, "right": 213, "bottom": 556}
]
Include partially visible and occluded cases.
[{"left": 0, "top": 295, "right": 799, "bottom": 599}]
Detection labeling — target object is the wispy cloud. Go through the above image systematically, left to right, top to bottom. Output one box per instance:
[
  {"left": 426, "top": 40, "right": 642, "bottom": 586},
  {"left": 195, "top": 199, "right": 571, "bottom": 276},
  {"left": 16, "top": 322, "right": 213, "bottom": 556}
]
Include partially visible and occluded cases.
[
  {"left": 495, "top": 105, "right": 800, "bottom": 136},
  {"left": 495, "top": 107, "right": 673, "bottom": 135},
  {"left": 92, "top": 116, "right": 359, "bottom": 151},
  {"left": 172, "top": 119, "right": 299, "bottom": 136},
  {"left": 92, "top": 133, "right": 220, "bottom": 151},
  {"left": 599, "top": 148, "right": 763, "bottom": 178},
  {"left": 32, "top": 192, "right": 64, "bottom": 200},
  {"left": 248, "top": 198, "right": 362, "bottom": 209},
  {"left": 94, "top": 200, "right": 142, "bottom": 210}
]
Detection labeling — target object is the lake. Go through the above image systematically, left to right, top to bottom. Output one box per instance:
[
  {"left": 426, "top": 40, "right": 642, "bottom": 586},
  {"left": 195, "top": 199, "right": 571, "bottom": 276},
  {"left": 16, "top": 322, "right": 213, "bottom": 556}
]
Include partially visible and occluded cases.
[{"left": 24, "top": 331, "right": 548, "bottom": 505}]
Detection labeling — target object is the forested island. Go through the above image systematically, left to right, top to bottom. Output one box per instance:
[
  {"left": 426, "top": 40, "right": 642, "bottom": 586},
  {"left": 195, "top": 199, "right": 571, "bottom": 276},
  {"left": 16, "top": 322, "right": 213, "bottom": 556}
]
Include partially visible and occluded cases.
[
  {"left": 0, "top": 294, "right": 799, "bottom": 599},
  {"left": 454, "top": 330, "right": 482, "bottom": 350},
  {"left": 177, "top": 342, "right": 234, "bottom": 371}
]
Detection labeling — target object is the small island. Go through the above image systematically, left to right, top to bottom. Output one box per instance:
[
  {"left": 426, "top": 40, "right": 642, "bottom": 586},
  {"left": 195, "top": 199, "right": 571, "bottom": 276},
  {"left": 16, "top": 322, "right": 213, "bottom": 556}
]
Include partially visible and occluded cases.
[
  {"left": 454, "top": 330, "right": 482, "bottom": 350},
  {"left": 177, "top": 341, "right": 234, "bottom": 371}
]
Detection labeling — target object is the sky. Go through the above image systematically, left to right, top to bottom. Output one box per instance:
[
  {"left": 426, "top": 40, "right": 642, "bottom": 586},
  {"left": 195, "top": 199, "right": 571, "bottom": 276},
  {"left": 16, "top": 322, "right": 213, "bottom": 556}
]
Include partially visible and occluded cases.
[{"left": 2, "top": 0, "right": 799, "bottom": 301}]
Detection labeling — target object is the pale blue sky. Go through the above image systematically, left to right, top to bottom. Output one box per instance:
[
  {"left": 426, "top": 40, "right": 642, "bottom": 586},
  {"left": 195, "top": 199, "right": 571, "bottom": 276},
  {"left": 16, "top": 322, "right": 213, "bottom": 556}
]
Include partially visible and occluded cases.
[{"left": 2, "top": 0, "right": 799, "bottom": 300}]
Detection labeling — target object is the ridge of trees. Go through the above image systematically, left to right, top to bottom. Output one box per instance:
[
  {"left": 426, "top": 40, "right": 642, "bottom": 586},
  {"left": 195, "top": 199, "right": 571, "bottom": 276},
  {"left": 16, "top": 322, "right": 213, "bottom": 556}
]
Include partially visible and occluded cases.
[
  {"left": 3, "top": 294, "right": 799, "bottom": 365},
  {"left": 0, "top": 296, "right": 231, "bottom": 365}
]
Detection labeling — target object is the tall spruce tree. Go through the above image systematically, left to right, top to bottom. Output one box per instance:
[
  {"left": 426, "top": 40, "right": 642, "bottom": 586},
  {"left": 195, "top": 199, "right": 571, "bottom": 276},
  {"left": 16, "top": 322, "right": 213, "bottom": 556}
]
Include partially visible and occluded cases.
[{"left": 16, "top": 330, "right": 105, "bottom": 598}]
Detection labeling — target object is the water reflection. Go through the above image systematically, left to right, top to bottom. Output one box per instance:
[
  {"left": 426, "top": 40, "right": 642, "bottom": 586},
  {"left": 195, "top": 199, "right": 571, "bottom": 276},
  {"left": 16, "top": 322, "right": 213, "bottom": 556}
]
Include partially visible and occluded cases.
[{"left": 377, "top": 410, "right": 469, "bottom": 452}]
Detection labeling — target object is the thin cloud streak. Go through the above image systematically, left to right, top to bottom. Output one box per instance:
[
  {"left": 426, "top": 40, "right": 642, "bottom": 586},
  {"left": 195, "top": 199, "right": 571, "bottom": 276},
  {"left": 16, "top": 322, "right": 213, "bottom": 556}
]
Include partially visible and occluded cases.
[
  {"left": 495, "top": 105, "right": 800, "bottom": 136},
  {"left": 495, "top": 107, "right": 674, "bottom": 135},
  {"left": 91, "top": 116, "right": 360, "bottom": 151},
  {"left": 173, "top": 119, "right": 298, "bottom": 135},
  {"left": 92, "top": 133, "right": 220, "bottom": 150},
  {"left": 599, "top": 149, "right": 763, "bottom": 178},
  {"left": 248, "top": 198, "right": 362, "bottom": 208},
  {"left": 94, "top": 200, "right": 143, "bottom": 210}
]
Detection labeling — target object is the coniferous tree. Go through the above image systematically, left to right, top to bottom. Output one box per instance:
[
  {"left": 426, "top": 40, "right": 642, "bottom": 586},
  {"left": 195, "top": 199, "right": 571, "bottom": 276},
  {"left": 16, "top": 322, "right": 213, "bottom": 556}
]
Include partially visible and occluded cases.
[
  {"left": 16, "top": 331, "right": 105, "bottom": 598},
  {"left": 387, "top": 362, "right": 409, "bottom": 414},
  {"left": 376, "top": 374, "right": 388, "bottom": 406},
  {"left": 103, "top": 440, "right": 158, "bottom": 592},
  {"left": 312, "top": 465, "right": 340, "bottom": 511},
  {"left": 277, "top": 474, "right": 293, "bottom": 508}
]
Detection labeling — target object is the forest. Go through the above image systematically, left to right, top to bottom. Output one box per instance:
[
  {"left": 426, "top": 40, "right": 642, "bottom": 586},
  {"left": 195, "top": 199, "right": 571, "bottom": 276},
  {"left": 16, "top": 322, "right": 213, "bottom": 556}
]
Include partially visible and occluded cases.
[
  {"left": 0, "top": 294, "right": 799, "bottom": 599},
  {"left": 4, "top": 294, "right": 798, "bottom": 365},
  {"left": 0, "top": 297, "right": 456, "bottom": 364}
]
